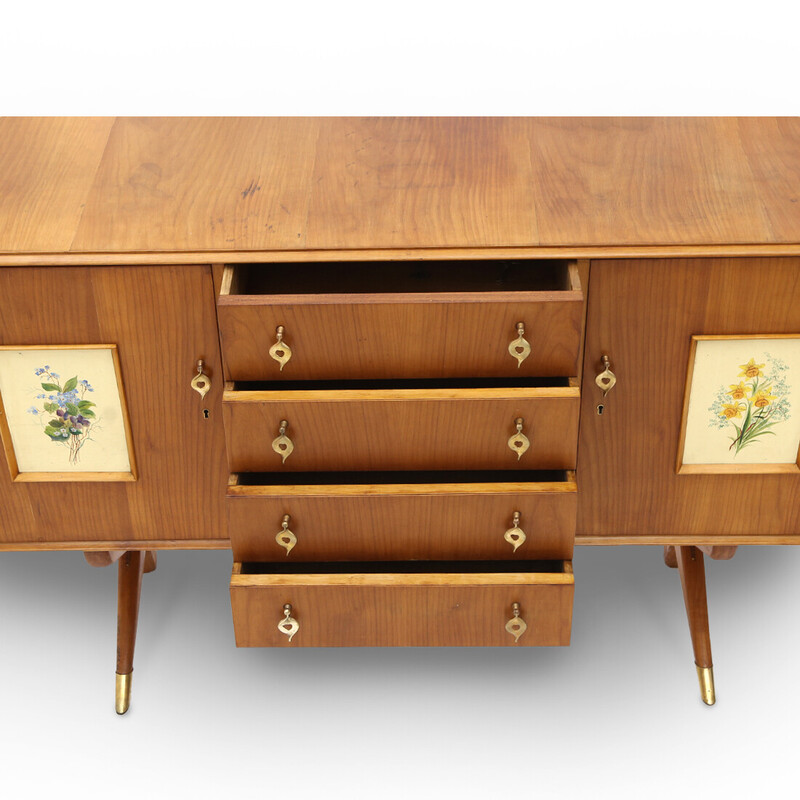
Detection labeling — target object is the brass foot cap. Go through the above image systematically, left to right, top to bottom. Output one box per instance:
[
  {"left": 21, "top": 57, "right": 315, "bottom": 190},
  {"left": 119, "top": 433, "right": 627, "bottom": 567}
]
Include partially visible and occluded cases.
[
  {"left": 696, "top": 665, "right": 715, "bottom": 706},
  {"left": 115, "top": 671, "right": 132, "bottom": 715}
]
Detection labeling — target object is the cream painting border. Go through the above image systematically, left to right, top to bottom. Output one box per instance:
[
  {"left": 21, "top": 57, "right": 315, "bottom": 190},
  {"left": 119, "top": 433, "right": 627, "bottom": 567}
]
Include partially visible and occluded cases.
[
  {"left": 677, "top": 335, "right": 800, "bottom": 475},
  {"left": 0, "top": 345, "right": 137, "bottom": 482}
]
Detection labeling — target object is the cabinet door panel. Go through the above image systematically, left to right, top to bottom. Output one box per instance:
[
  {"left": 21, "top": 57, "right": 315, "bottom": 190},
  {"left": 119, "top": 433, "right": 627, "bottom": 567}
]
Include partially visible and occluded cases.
[
  {"left": 577, "top": 258, "right": 800, "bottom": 541},
  {"left": 0, "top": 266, "right": 227, "bottom": 546}
]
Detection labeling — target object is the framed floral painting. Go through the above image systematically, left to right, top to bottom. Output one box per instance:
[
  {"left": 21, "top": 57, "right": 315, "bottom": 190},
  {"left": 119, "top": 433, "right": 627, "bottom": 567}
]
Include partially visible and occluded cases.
[
  {"left": 677, "top": 335, "right": 800, "bottom": 474},
  {"left": 0, "top": 345, "right": 137, "bottom": 482}
]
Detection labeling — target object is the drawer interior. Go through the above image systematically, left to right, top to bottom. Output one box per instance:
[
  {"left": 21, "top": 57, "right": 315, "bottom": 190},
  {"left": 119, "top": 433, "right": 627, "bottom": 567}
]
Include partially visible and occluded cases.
[
  {"left": 223, "top": 259, "right": 576, "bottom": 296},
  {"left": 229, "top": 376, "right": 573, "bottom": 392},
  {"left": 230, "top": 468, "right": 573, "bottom": 487},
  {"left": 236, "top": 559, "right": 572, "bottom": 576}
]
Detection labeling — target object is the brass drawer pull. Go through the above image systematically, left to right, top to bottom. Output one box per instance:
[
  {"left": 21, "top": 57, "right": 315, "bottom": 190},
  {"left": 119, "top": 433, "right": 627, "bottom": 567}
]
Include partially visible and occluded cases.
[
  {"left": 508, "top": 322, "right": 531, "bottom": 367},
  {"left": 269, "top": 325, "right": 292, "bottom": 371},
  {"left": 595, "top": 354, "right": 616, "bottom": 397},
  {"left": 191, "top": 359, "right": 211, "bottom": 399},
  {"left": 507, "top": 417, "right": 530, "bottom": 460},
  {"left": 272, "top": 419, "right": 294, "bottom": 463},
  {"left": 504, "top": 511, "right": 526, "bottom": 552},
  {"left": 276, "top": 514, "right": 297, "bottom": 556},
  {"left": 505, "top": 602, "right": 527, "bottom": 643},
  {"left": 278, "top": 603, "right": 299, "bottom": 642}
]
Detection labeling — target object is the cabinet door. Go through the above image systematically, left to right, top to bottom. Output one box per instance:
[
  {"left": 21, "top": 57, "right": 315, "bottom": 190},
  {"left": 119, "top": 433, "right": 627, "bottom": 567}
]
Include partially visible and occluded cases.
[
  {"left": 577, "top": 258, "right": 800, "bottom": 542},
  {"left": 0, "top": 266, "right": 227, "bottom": 547}
]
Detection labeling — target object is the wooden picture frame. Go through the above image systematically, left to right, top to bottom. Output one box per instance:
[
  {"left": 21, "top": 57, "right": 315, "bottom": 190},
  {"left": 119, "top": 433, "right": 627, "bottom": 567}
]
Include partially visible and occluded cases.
[
  {"left": 677, "top": 335, "right": 800, "bottom": 475},
  {"left": 0, "top": 345, "right": 137, "bottom": 482}
]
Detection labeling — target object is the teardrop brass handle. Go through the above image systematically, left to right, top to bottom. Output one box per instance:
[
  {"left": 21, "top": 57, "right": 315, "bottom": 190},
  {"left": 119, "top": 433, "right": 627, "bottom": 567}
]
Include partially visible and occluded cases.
[
  {"left": 508, "top": 322, "right": 531, "bottom": 367},
  {"left": 269, "top": 326, "right": 292, "bottom": 371},
  {"left": 595, "top": 355, "right": 616, "bottom": 397},
  {"left": 190, "top": 359, "right": 211, "bottom": 400},
  {"left": 507, "top": 417, "right": 530, "bottom": 460},
  {"left": 272, "top": 419, "right": 294, "bottom": 463},
  {"left": 503, "top": 511, "right": 526, "bottom": 553},
  {"left": 276, "top": 514, "right": 297, "bottom": 556},
  {"left": 505, "top": 602, "right": 527, "bottom": 644},
  {"left": 278, "top": 603, "right": 299, "bottom": 642}
]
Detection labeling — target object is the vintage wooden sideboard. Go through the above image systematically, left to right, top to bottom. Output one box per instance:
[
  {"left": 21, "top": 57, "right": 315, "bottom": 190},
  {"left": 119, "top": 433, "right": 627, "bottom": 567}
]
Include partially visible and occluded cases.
[{"left": 1, "top": 117, "right": 799, "bottom": 712}]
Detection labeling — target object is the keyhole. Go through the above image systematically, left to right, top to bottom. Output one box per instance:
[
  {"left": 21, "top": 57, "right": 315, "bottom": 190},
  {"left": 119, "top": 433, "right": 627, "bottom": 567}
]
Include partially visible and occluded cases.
[
  {"left": 597, "top": 404, "right": 604, "bottom": 416},
  {"left": 203, "top": 408, "right": 210, "bottom": 419}
]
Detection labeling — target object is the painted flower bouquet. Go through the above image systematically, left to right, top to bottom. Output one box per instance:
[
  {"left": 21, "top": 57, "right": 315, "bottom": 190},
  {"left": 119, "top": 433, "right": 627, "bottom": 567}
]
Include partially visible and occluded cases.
[
  {"left": 708, "top": 355, "right": 791, "bottom": 455},
  {"left": 27, "top": 366, "right": 96, "bottom": 464}
]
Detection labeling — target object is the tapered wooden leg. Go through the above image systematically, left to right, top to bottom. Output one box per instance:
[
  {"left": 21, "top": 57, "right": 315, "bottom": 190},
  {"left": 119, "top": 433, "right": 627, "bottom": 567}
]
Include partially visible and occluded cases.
[
  {"left": 675, "top": 546, "right": 715, "bottom": 706},
  {"left": 115, "top": 551, "right": 147, "bottom": 715}
]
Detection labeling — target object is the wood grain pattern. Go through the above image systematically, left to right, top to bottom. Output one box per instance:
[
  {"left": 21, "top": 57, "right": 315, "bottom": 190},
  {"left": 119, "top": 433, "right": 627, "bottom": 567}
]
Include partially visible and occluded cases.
[
  {"left": 71, "top": 117, "right": 322, "bottom": 253},
  {"left": 0, "top": 118, "right": 114, "bottom": 253},
  {"left": 2, "top": 118, "right": 800, "bottom": 257},
  {"left": 577, "top": 257, "right": 800, "bottom": 540},
  {"left": 218, "top": 264, "right": 583, "bottom": 380},
  {"left": 0, "top": 266, "right": 228, "bottom": 545},
  {"left": 223, "top": 387, "right": 580, "bottom": 472},
  {"left": 228, "top": 474, "right": 577, "bottom": 562},
  {"left": 675, "top": 546, "right": 712, "bottom": 668},
  {"left": 230, "top": 563, "right": 574, "bottom": 646}
]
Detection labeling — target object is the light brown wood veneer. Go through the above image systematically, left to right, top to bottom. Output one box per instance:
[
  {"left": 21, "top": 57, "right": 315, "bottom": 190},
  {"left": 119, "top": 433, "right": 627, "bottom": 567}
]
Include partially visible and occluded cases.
[
  {"left": 223, "top": 385, "right": 580, "bottom": 472},
  {"left": 230, "top": 561, "right": 574, "bottom": 647}
]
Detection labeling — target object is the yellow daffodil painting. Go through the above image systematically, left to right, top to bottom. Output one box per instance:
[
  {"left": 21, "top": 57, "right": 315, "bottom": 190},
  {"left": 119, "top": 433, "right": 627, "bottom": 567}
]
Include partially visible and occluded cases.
[{"left": 709, "top": 354, "right": 791, "bottom": 455}]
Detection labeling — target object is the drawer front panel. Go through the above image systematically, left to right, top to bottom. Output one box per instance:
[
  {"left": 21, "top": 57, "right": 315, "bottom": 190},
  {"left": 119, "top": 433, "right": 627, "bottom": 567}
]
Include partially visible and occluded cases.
[
  {"left": 218, "top": 261, "right": 583, "bottom": 381},
  {"left": 218, "top": 297, "right": 583, "bottom": 381},
  {"left": 223, "top": 388, "right": 580, "bottom": 472},
  {"left": 228, "top": 475, "right": 577, "bottom": 562},
  {"left": 230, "top": 564, "right": 574, "bottom": 647}
]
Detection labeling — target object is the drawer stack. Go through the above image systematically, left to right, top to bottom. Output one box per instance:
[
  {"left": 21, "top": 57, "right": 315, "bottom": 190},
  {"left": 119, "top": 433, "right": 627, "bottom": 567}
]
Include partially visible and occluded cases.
[{"left": 218, "top": 259, "right": 583, "bottom": 647}]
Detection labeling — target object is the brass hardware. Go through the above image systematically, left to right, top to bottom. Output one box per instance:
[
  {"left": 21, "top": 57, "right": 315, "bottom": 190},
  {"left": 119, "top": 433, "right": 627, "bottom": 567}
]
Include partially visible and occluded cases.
[
  {"left": 508, "top": 322, "right": 531, "bottom": 368},
  {"left": 269, "top": 326, "right": 292, "bottom": 371},
  {"left": 595, "top": 355, "right": 616, "bottom": 397},
  {"left": 191, "top": 359, "right": 211, "bottom": 400},
  {"left": 507, "top": 417, "right": 530, "bottom": 460},
  {"left": 272, "top": 419, "right": 294, "bottom": 463},
  {"left": 504, "top": 511, "right": 526, "bottom": 553},
  {"left": 276, "top": 514, "right": 297, "bottom": 556},
  {"left": 505, "top": 602, "right": 527, "bottom": 643},
  {"left": 278, "top": 603, "right": 299, "bottom": 642},
  {"left": 696, "top": 665, "right": 716, "bottom": 706},
  {"left": 115, "top": 672, "right": 132, "bottom": 715}
]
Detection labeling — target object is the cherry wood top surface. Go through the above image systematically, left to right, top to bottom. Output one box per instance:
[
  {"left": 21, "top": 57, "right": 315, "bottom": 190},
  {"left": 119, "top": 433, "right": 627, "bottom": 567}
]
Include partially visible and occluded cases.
[{"left": 1, "top": 117, "right": 798, "bottom": 261}]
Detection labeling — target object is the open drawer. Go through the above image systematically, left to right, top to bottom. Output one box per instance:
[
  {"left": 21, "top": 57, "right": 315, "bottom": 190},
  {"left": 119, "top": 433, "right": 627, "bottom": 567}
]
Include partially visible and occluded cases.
[
  {"left": 217, "top": 259, "right": 583, "bottom": 380},
  {"left": 223, "top": 379, "right": 580, "bottom": 472},
  {"left": 228, "top": 470, "right": 577, "bottom": 562},
  {"left": 230, "top": 560, "right": 574, "bottom": 647}
]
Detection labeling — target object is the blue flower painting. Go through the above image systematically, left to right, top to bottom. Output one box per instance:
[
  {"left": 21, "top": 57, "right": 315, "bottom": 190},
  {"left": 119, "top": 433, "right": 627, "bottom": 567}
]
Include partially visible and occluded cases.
[{"left": 29, "top": 366, "right": 97, "bottom": 464}]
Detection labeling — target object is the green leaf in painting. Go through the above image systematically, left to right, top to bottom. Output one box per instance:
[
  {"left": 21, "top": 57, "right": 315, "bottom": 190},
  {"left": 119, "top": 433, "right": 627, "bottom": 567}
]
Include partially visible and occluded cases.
[
  {"left": 63, "top": 376, "right": 78, "bottom": 392},
  {"left": 41, "top": 382, "right": 60, "bottom": 392},
  {"left": 78, "top": 400, "right": 96, "bottom": 409},
  {"left": 44, "top": 402, "right": 57, "bottom": 413},
  {"left": 65, "top": 403, "right": 79, "bottom": 416},
  {"left": 81, "top": 409, "right": 96, "bottom": 418},
  {"left": 49, "top": 419, "right": 65, "bottom": 428},
  {"left": 44, "top": 426, "right": 58, "bottom": 437}
]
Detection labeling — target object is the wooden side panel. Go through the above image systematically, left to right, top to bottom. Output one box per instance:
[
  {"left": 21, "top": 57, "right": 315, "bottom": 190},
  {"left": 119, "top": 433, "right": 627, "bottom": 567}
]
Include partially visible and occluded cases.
[
  {"left": 577, "top": 257, "right": 800, "bottom": 540},
  {"left": 0, "top": 266, "right": 228, "bottom": 544},
  {"left": 218, "top": 294, "right": 583, "bottom": 380},
  {"left": 223, "top": 390, "right": 580, "bottom": 472},
  {"left": 228, "top": 482, "right": 577, "bottom": 562},
  {"left": 230, "top": 573, "right": 574, "bottom": 647}
]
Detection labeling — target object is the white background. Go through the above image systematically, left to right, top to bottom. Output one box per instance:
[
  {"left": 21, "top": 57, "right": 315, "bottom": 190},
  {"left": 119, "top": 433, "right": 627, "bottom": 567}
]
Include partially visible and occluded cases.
[{"left": 2, "top": 2, "right": 800, "bottom": 798}]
